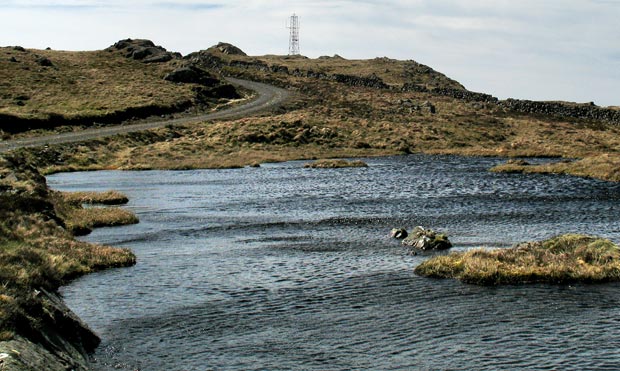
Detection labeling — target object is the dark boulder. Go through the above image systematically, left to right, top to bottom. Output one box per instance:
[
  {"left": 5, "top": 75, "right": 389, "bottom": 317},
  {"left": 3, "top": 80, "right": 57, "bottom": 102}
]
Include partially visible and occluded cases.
[
  {"left": 13, "top": 46, "right": 26, "bottom": 52},
  {"left": 35, "top": 56, "right": 53, "bottom": 67},
  {"left": 164, "top": 66, "right": 219, "bottom": 86},
  {"left": 402, "top": 226, "right": 452, "bottom": 251}
]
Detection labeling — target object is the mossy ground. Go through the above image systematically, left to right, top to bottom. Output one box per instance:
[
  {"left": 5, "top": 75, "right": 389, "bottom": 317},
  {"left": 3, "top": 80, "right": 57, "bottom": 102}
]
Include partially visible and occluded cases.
[{"left": 414, "top": 234, "right": 620, "bottom": 285}]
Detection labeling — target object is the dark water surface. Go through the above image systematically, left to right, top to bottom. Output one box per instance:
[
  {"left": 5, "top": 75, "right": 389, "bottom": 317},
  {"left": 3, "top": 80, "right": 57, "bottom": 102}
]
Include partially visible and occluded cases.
[{"left": 48, "top": 155, "right": 620, "bottom": 370}]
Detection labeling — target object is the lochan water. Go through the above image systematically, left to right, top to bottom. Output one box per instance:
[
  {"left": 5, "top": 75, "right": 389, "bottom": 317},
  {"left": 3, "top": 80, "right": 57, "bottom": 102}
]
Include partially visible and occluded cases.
[{"left": 48, "top": 154, "right": 620, "bottom": 371}]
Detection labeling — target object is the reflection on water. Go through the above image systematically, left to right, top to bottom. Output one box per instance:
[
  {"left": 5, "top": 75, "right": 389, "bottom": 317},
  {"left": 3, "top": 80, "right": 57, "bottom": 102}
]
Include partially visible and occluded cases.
[{"left": 49, "top": 155, "right": 620, "bottom": 370}]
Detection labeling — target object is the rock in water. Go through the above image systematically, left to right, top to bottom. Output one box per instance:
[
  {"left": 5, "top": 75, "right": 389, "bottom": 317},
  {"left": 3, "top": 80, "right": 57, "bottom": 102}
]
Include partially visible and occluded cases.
[
  {"left": 402, "top": 226, "right": 452, "bottom": 251},
  {"left": 390, "top": 228, "right": 408, "bottom": 239}
]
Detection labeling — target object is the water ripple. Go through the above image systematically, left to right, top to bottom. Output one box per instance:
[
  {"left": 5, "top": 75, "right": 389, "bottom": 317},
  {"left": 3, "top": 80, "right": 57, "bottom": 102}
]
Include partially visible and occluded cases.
[{"left": 49, "top": 155, "right": 620, "bottom": 370}]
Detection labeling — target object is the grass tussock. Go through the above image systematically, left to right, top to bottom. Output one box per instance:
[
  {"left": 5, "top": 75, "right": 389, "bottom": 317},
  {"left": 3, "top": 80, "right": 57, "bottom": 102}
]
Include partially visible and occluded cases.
[
  {"left": 491, "top": 154, "right": 620, "bottom": 182},
  {"left": 304, "top": 159, "right": 368, "bottom": 168},
  {"left": 61, "top": 190, "right": 129, "bottom": 205},
  {"left": 52, "top": 191, "right": 138, "bottom": 235},
  {"left": 414, "top": 234, "right": 620, "bottom": 285}
]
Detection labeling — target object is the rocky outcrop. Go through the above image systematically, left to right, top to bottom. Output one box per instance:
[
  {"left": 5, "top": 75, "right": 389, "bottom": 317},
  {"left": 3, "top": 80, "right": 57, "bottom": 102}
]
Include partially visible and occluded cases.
[
  {"left": 108, "top": 38, "right": 180, "bottom": 63},
  {"left": 211, "top": 42, "right": 247, "bottom": 56},
  {"left": 185, "top": 50, "right": 271, "bottom": 73},
  {"left": 318, "top": 54, "right": 346, "bottom": 60},
  {"left": 164, "top": 65, "right": 219, "bottom": 86},
  {"left": 402, "top": 226, "right": 452, "bottom": 252},
  {"left": 0, "top": 289, "right": 98, "bottom": 371}
]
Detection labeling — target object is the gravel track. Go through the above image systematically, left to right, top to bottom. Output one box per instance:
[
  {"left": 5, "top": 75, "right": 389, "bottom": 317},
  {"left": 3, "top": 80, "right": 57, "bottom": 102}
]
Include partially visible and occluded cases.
[{"left": 0, "top": 78, "right": 289, "bottom": 153}]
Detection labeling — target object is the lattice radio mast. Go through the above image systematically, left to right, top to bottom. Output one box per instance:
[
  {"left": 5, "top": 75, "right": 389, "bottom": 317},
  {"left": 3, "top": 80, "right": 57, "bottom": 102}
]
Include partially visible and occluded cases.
[{"left": 287, "top": 13, "right": 300, "bottom": 55}]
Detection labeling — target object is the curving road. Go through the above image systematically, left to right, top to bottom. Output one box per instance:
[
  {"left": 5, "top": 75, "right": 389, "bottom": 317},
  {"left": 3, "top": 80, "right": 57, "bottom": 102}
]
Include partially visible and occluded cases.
[{"left": 0, "top": 78, "right": 289, "bottom": 153}]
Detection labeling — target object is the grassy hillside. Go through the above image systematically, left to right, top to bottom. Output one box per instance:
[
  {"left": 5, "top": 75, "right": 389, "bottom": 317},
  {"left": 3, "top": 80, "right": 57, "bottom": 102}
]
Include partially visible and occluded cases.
[
  {"left": 2, "top": 40, "right": 619, "bottom": 181},
  {"left": 0, "top": 41, "right": 241, "bottom": 136},
  {"left": 9, "top": 44, "right": 616, "bottom": 179},
  {"left": 0, "top": 48, "right": 191, "bottom": 119}
]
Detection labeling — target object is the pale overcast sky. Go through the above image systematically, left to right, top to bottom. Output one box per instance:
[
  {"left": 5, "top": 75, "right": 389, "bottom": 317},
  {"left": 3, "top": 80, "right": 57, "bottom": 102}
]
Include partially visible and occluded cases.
[{"left": 2, "top": 0, "right": 619, "bottom": 106}]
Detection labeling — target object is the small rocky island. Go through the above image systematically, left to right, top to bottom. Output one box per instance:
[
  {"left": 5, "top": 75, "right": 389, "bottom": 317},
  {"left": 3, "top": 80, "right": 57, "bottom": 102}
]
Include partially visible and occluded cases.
[
  {"left": 391, "top": 226, "right": 452, "bottom": 252},
  {"left": 415, "top": 234, "right": 620, "bottom": 285}
]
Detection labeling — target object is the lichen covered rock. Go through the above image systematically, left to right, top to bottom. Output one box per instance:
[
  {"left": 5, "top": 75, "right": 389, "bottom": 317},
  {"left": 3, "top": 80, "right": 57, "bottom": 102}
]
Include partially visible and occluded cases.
[{"left": 402, "top": 226, "right": 452, "bottom": 251}]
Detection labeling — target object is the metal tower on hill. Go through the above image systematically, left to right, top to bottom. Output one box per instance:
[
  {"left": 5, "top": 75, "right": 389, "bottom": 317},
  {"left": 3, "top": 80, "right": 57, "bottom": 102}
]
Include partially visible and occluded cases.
[{"left": 287, "top": 13, "right": 300, "bottom": 55}]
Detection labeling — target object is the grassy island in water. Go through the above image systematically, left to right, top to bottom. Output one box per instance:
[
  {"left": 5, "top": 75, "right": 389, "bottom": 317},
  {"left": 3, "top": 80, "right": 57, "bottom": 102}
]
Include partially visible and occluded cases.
[{"left": 415, "top": 234, "right": 620, "bottom": 285}]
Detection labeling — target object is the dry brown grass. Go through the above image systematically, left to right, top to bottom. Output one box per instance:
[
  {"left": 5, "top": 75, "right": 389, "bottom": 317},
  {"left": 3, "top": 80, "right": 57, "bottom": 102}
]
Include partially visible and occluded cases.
[
  {"left": 4, "top": 44, "right": 620, "bottom": 182},
  {"left": 0, "top": 47, "right": 194, "bottom": 121},
  {"left": 255, "top": 54, "right": 464, "bottom": 89},
  {"left": 24, "top": 80, "right": 620, "bottom": 179},
  {"left": 492, "top": 154, "right": 620, "bottom": 182},
  {"left": 304, "top": 159, "right": 368, "bottom": 168},
  {"left": 61, "top": 190, "right": 129, "bottom": 205},
  {"left": 52, "top": 191, "right": 138, "bottom": 235},
  {"left": 414, "top": 234, "right": 620, "bottom": 285}
]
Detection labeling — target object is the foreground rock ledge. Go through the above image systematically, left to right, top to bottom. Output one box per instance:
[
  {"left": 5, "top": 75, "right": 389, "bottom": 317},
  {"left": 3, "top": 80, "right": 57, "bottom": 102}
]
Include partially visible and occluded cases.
[{"left": 415, "top": 234, "right": 620, "bottom": 285}]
